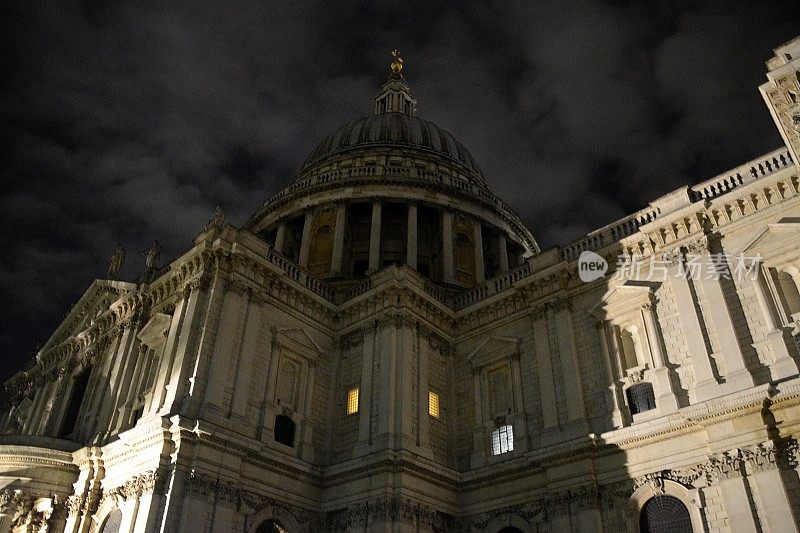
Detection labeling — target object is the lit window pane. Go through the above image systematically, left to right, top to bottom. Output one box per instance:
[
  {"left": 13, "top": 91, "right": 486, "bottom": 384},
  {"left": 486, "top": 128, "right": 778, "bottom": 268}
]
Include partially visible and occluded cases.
[
  {"left": 347, "top": 388, "right": 359, "bottom": 415},
  {"left": 428, "top": 391, "right": 440, "bottom": 418},
  {"left": 491, "top": 424, "right": 514, "bottom": 455}
]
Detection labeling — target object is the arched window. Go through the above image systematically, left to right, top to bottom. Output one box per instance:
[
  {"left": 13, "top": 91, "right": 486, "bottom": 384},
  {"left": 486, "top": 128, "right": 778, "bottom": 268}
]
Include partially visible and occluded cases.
[
  {"left": 308, "top": 224, "right": 333, "bottom": 277},
  {"left": 454, "top": 232, "right": 475, "bottom": 285},
  {"left": 59, "top": 366, "right": 92, "bottom": 438},
  {"left": 627, "top": 382, "right": 656, "bottom": 415},
  {"left": 274, "top": 415, "right": 296, "bottom": 448},
  {"left": 491, "top": 424, "right": 514, "bottom": 455},
  {"left": 640, "top": 495, "right": 692, "bottom": 533},
  {"left": 100, "top": 509, "right": 123, "bottom": 533},
  {"left": 255, "top": 519, "right": 288, "bottom": 533}
]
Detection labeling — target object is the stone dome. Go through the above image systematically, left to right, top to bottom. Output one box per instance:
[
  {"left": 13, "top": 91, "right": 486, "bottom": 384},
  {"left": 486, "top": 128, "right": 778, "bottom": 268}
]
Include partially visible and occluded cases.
[
  {"left": 247, "top": 53, "right": 539, "bottom": 288},
  {"left": 299, "top": 113, "right": 485, "bottom": 184}
]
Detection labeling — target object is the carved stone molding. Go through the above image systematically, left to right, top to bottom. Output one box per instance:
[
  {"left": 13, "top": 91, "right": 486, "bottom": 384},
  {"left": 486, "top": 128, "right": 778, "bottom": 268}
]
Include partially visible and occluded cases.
[
  {"left": 683, "top": 235, "right": 711, "bottom": 255},
  {"left": 338, "top": 330, "right": 363, "bottom": 351},
  {"left": 632, "top": 438, "right": 796, "bottom": 493},
  {"left": 105, "top": 468, "right": 170, "bottom": 503},
  {"left": 183, "top": 471, "right": 322, "bottom": 530},
  {"left": 634, "top": 473, "right": 665, "bottom": 495},
  {"left": 466, "top": 485, "right": 600, "bottom": 528},
  {"left": 1, "top": 490, "right": 46, "bottom": 530},
  {"left": 325, "top": 496, "right": 456, "bottom": 531}
]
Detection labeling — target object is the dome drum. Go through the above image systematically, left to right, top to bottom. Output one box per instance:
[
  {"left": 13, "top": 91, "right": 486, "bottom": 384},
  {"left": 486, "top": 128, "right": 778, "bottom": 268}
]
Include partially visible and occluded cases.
[{"left": 258, "top": 199, "right": 527, "bottom": 288}]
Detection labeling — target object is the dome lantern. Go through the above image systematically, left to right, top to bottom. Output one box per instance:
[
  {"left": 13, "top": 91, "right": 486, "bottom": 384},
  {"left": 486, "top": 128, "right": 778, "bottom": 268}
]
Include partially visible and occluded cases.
[{"left": 374, "top": 50, "right": 417, "bottom": 116}]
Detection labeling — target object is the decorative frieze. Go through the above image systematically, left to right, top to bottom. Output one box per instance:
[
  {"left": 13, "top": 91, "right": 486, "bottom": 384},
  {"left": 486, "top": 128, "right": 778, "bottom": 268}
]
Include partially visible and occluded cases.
[
  {"left": 633, "top": 438, "right": 797, "bottom": 492},
  {"left": 104, "top": 468, "right": 170, "bottom": 503},
  {"left": 183, "top": 471, "right": 322, "bottom": 530},
  {"left": 466, "top": 485, "right": 601, "bottom": 529},
  {"left": 325, "top": 496, "right": 457, "bottom": 531}
]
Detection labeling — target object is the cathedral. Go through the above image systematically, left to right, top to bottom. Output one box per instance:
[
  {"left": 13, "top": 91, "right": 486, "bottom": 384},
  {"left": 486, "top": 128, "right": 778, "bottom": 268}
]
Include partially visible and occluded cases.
[{"left": 2, "top": 38, "right": 800, "bottom": 533}]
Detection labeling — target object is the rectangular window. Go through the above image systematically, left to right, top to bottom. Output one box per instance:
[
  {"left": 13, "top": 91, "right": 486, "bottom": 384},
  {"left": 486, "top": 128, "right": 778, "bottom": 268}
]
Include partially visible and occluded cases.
[
  {"left": 347, "top": 387, "right": 359, "bottom": 415},
  {"left": 428, "top": 390, "right": 440, "bottom": 418},
  {"left": 491, "top": 424, "right": 514, "bottom": 455}
]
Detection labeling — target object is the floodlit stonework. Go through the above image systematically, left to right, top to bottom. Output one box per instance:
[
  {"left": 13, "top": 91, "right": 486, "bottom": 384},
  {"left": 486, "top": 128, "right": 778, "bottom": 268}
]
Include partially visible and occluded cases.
[{"left": 2, "top": 40, "right": 800, "bottom": 532}]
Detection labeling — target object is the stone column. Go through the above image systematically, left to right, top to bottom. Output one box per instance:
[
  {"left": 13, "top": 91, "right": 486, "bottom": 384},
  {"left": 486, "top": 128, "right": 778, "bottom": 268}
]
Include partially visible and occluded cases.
[
  {"left": 368, "top": 201, "right": 382, "bottom": 273},
  {"left": 330, "top": 203, "right": 347, "bottom": 277},
  {"left": 406, "top": 203, "right": 418, "bottom": 270},
  {"left": 298, "top": 210, "right": 315, "bottom": 269},
  {"left": 441, "top": 210, "right": 455, "bottom": 284},
  {"left": 274, "top": 220, "right": 287, "bottom": 254},
  {"left": 473, "top": 220, "right": 485, "bottom": 282},
  {"left": 498, "top": 234, "right": 509, "bottom": 272},
  {"left": 693, "top": 244, "right": 755, "bottom": 392},
  {"left": 668, "top": 260, "right": 718, "bottom": 402},
  {"left": 750, "top": 267, "right": 799, "bottom": 379},
  {"left": 162, "top": 284, "right": 207, "bottom": 413},
  {"left": 204, "top": 285, "right": 246, "bottom": 411},
  {"left": 148, "top": 294, "right": 192, "bottom": 416},
  {"left": 228, "top": 295, "right": 263, "bottom": 421},
  {"left": 551, "top": 299, "right": 587, "bottom": 426},
  {"left": 641, "top": 302, "right": 679, "bottom": 413},
  {"left": 531, "top": 309, "right": 559, "bottom": 430},
  {"left": 597, "top": 321, "right": 626, "bottom": 428},
  {"left": 103, "top": 323, "right": 140, "bottom": 435},
  {"left": 356, "top": 327, "right": 376, "bottom": 452},
  {"left": 417, "top": 332, "right": 431, "bottom": 450},
  {"left": 116, "top": 344, "right": 148, "bottom": 429},
  {"left": 509, "top": 353, "right": 528, "bottom": 452},
  {"left": 299, "top": 361, "right": 316, "bottom": 460},
  {"left": 470, "top": 368, "right": 485, "bottom": 464},
  {"left": 22, "top": 388, "right": 42, "bottom": 434},
  {"left": 750, "top": 467, "right": 800, "bottom": 531},
  {"left": 719, "top": 477, "right": 760, "bottom": 532}
]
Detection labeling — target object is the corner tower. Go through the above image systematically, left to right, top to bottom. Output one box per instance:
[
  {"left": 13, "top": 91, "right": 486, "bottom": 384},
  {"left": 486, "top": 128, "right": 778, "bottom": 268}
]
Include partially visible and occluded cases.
[{"left": 760, "top": 37, "right": 800, "bottom": 164}]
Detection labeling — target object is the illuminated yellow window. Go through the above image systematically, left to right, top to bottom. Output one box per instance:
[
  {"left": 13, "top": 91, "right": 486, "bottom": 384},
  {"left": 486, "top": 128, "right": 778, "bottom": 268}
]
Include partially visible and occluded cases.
[
  {"left": 347, "top": 388, "right": 359, "bottom": 415},
  {"left": 428, "top": 390, "right": 440, "bottom": 418}
]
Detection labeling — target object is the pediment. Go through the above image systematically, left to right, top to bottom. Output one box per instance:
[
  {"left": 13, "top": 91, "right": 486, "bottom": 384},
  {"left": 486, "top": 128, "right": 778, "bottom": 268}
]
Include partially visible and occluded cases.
[
  {"left": 740, "top": 218, "right": 800, "bottom": 259},
  {"left": 39, "top": 279, "right": 136, "bottom": 354},
  {"left": 592, "top": 281, "right": 659, "bottom": 321},
  {"left": 137, "top": 313, "right": 173, "bottom": 349},
  {"left": 275, "top": 327, "right": 322, "bottom": 361},
  {"left": 467, "top": 336, "right": 520, "bottom": 368}
]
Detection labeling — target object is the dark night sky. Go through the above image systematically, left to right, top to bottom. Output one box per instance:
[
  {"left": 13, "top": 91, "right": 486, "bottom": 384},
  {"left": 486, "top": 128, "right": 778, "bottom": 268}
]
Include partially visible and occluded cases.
[{"left": 0, "top": 1, "right": 797, "bottom": 392}]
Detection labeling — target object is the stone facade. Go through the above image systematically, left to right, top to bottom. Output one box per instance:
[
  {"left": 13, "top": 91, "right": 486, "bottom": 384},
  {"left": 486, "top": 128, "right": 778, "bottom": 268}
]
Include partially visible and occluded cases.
[{"left": 2, "top": 41, "right": 800, "bottom": 532}]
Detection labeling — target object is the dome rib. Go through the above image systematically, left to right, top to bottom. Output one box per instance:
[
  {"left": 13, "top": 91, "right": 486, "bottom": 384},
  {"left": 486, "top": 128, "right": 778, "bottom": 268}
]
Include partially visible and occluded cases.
[{"left": 299, "top": 113, "right": 484, "bottom": 182}]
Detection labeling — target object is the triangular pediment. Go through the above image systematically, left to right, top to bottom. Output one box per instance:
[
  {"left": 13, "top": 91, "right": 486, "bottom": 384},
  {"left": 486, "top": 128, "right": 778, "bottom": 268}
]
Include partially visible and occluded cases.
[
  {"left": 740, "top": 218, "right": 800, "bottom": 258},
  {"left": 39, "top": 279, "right": 136, "bottom": 354},
  {"left": 592, "top": 281, "right": 659, "bottom": 321},
  {"left": 137, "top": 313, "right": 173, "bottom": 349},
  {"left": 276, "top": 327, "right": 322, "bottom": 360},
  {"left": 467, "top": 335, "right": 519, "bottom": 368}
]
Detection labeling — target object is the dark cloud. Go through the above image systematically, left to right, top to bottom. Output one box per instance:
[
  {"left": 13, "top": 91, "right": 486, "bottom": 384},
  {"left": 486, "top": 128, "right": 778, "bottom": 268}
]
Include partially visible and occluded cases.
[{"left": 0, "top": 0, "right": 796, "bottom": 387}]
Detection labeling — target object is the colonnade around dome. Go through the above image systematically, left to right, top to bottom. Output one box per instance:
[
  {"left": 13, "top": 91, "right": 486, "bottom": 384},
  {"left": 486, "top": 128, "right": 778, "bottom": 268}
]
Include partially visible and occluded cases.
[{"left": 257, "top": 199, "right": 526, "bottom": 288}]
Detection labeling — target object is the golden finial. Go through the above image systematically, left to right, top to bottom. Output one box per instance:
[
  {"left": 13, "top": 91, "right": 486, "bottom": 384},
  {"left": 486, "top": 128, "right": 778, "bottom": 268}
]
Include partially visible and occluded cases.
[{"left": 390, "top": 49, "right": 403, "bottom": 74}]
